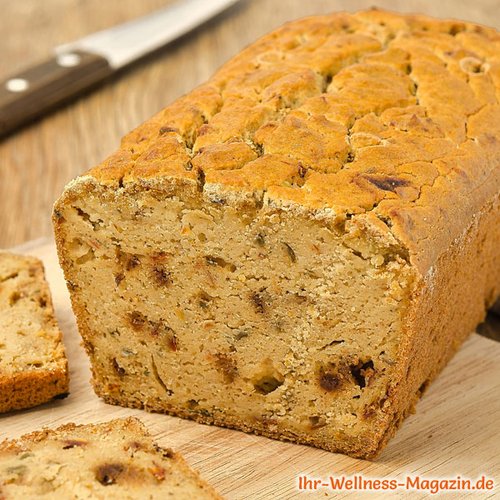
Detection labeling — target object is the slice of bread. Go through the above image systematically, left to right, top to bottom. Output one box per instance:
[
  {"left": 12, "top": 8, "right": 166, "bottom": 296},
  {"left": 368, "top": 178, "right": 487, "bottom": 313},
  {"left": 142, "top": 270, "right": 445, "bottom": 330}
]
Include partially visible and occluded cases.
[
  {"left": 0, "top": 252, "right": 69, "bottom": 412},
  {"left": 0, "top": 417, "right": 220, "bottom": 499}
]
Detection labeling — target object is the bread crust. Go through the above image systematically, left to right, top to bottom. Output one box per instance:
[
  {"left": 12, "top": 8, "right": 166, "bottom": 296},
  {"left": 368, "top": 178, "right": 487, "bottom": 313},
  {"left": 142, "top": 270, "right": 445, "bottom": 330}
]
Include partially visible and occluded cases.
[{"left": 0, "top": 370, "right": 68, "bottom": 414}]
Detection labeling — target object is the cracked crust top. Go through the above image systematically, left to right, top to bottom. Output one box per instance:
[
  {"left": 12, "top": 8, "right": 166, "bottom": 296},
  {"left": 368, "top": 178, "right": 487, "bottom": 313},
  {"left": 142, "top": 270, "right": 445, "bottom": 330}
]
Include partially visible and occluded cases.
[{"left": 74, "top": 9, "right": 499, "bottom": 274}]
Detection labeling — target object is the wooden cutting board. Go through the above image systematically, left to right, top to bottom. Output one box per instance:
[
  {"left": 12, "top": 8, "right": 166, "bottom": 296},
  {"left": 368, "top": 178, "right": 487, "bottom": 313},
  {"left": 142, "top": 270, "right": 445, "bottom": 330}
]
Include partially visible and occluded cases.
[{"left": 1, "top": 238, "right": 499, "bottom": 499}]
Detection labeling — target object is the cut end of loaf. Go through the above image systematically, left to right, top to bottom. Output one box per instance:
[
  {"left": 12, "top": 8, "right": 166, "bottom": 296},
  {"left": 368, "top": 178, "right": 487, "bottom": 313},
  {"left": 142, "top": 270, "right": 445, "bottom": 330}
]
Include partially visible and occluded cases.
[{"left": 54, "top": 176, "right": 420, "bottom": 458}]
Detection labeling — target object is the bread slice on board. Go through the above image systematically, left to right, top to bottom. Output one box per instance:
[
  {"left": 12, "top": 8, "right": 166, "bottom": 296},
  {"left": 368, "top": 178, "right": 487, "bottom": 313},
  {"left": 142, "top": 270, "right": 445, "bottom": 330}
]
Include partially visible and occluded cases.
[
  {"left": 53, "top": 10, "right": 500, "bottom": 458},
  {"left": 0, "top": 252, "right": 69, "bottom": 413},
  {"left": 0, "top": 417, "right": 221, "bottom": 499}
]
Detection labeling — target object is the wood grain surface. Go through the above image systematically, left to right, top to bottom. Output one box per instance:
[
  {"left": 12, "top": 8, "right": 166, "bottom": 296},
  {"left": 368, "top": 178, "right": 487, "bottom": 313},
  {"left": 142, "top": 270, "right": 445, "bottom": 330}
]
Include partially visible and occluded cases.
[
  {"left": 0, "top": 0, "right": 499, "bottom": 247},
  {"left": 0, "top": 238, "right": 499, "bottom": 499}
]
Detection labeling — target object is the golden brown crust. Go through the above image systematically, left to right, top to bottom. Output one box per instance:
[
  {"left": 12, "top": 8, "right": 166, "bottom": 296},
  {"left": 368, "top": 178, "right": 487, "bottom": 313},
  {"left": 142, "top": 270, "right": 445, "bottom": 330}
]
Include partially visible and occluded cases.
[
  {"left": 79, "top": 9, "right": 500, "bottom": 274},
  {"left": 372, "top": 193, "right": 500, "bottom": 457},
  {"left": 0, "top": 253, "right": 69, "bottom": 413},
  {"left": 0, "top": 370, "right": 68, "bottom": 414}
]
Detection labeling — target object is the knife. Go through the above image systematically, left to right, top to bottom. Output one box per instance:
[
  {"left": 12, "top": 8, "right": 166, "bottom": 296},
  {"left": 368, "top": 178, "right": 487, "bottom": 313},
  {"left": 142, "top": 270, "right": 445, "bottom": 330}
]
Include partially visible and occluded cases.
[{"left": 0, "top": 0, "right": 241, "bottom": 138}]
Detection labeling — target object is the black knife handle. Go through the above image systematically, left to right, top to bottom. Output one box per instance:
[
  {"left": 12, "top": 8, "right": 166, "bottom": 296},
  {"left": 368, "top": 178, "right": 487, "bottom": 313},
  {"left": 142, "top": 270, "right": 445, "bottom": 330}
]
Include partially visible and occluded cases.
[{"left": 0, "top": 51, "right": 113, "bottom": 139}]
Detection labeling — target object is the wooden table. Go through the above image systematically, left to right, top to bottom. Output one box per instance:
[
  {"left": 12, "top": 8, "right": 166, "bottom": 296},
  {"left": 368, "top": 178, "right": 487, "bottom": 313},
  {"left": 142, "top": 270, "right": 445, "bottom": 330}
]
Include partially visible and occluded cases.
[{"left": 1, "top": 0, "right": 499, "bottom": 247}]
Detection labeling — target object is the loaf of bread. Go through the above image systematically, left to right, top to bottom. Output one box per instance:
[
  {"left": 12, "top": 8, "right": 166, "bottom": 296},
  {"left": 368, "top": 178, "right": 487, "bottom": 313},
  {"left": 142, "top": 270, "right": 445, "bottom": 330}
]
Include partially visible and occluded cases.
[
  {"left": 53, "top": 9, "right": 500, "bottom": 458},
  {"left": 0, "top": 252, "right": 69, "bottom": 412},
  {"left": 0, "top": 417, "right": 220, "bottom": 499}
]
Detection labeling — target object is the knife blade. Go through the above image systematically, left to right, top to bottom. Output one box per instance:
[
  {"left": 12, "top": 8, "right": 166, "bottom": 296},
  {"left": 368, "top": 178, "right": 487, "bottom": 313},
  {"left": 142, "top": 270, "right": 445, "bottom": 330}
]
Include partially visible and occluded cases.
[{"left": 0, "top": 0, "right": 241, "bottom": 138}]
